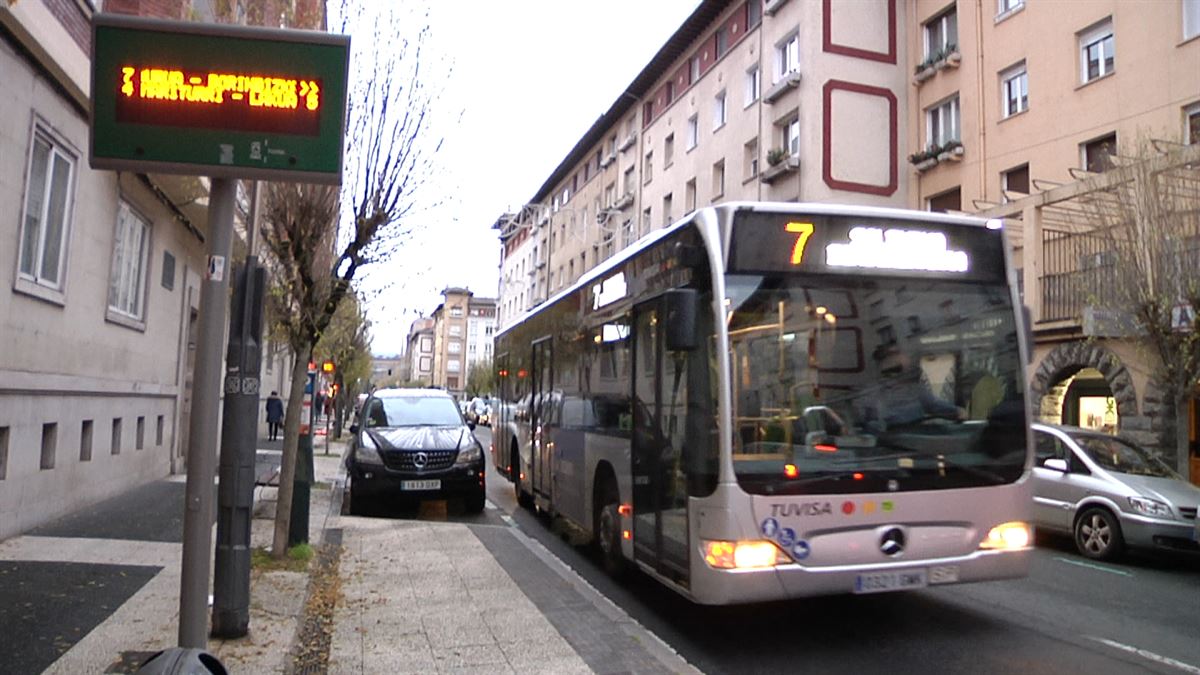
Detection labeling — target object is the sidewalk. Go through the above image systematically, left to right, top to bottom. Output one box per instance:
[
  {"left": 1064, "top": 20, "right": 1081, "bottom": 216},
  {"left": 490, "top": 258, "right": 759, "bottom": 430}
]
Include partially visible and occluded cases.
[{"left": 0, "top": 435, "right": 699, "bottom": 674}]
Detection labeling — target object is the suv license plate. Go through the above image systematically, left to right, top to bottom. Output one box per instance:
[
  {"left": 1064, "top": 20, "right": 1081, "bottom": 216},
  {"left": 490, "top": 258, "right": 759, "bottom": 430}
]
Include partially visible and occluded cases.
[
  {"left": 401, "top": 479, "right": 441, "bottom": 491},
  {"left": 854, "top": 569, "right": 928, "bottom": 594}
]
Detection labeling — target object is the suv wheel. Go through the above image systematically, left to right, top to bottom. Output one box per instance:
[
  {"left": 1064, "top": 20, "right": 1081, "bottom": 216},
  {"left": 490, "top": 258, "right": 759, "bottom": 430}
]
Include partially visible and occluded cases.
[
  {"left": 348, "top": 480, "right": 369, "bottom": 516},
  {"left": 464, "top": 491, "right": 486, "bottom": 514}
]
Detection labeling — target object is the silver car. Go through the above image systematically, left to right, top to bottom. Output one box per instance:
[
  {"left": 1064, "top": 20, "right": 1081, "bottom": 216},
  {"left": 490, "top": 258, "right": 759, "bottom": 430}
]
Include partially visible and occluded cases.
[{"left": 1031, "top": 423, "right": 1200, "bottom": 560}]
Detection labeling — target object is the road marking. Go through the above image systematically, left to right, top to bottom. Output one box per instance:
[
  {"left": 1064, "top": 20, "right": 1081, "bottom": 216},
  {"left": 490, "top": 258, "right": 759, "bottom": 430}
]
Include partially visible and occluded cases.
[
  {"left": 485, "top": 500, "right": 498, "bottom": 511},
  {"left": 500, "top": 514, "right": 516, "bottom": 528},
  {"left": 1053, "top": 556, "right": 1132, "bottom": 576},
  {"left": 1087, "top": 637, "right": 1200, "bottom": 674}
]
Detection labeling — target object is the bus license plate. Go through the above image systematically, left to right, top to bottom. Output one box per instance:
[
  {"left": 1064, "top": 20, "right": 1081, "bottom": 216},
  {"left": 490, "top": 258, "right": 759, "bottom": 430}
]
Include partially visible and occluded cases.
[
  {"left": 401, "top": 480, "right": 441, "bottom": 491},
  {"left": 854, "top": 569, "right": 928, "bottom": 594}
]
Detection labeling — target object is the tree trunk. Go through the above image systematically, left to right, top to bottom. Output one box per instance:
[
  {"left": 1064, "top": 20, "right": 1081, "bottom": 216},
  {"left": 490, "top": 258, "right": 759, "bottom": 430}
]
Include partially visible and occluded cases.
[
  {"left": 272, "top": 343, "right": 312, "bottom": 558},
  {"left": 1175, "top": 397, "right": 1191, "bottom": 478}
]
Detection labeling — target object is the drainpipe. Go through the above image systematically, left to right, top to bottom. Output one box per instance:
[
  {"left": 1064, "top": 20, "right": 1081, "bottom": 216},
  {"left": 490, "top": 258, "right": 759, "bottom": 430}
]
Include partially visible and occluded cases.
[{"left": 975, "top": 0, "right": 988, "bottom": 204}]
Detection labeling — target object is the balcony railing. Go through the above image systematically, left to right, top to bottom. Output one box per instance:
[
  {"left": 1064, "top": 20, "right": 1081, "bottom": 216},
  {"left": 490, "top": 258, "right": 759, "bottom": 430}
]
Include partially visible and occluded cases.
[{"left": 1038, "top": 227, "right": 1115, "bottom": 323}]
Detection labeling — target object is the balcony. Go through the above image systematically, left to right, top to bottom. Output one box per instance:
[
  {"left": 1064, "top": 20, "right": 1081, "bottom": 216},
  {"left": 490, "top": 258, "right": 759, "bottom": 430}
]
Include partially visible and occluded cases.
[
  {"left": 764, "top": 0, "right": 789, "bottom": 16},
  {"left": 912, "top": 46, "right": 962, "bottom": 86},
  {"left": 763, "top": 71, "right": 802, "bottom": 104},
  {"left": 619, "top": 133, "right": 637, "bottom": 152},
  {"left": 600, "top": 151, "right": 616, "bottom": 168},
  {"left": 760, "top": 152, "right": 800, "bottom": 183},
  {"left": 613, "top": 192, "right": 635, "bottom": 210}
]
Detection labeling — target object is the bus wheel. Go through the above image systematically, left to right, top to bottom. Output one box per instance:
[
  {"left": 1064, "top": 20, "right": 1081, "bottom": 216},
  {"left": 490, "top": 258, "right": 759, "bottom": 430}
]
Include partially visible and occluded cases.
[
  {"left": 512, "top": 444, "right": 533, "bottom": 509},
  {"left": 595, "top": 487, "right": 626, "bottom": 578}
]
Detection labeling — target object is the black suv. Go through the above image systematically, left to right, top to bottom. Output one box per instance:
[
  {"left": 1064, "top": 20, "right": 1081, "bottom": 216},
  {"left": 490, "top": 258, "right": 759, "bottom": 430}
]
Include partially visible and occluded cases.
[{"left": 346, "top": 388, "right": 486, "bottom": 514}]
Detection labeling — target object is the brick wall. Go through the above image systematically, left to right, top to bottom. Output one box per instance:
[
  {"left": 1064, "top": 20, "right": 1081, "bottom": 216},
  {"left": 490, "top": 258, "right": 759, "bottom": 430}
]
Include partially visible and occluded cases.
[{"left": 42, "top": 0, "right": 91, "bottom": 54}]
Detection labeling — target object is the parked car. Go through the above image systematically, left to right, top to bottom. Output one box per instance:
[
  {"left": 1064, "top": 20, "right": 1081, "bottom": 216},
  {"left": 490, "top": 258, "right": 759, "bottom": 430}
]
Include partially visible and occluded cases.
[
  {"left": 346, "top": 388, "right": 486, "bottom": 515},
  {"left": 1031, "top": 423, "right": 1200, "bottom": 560}
]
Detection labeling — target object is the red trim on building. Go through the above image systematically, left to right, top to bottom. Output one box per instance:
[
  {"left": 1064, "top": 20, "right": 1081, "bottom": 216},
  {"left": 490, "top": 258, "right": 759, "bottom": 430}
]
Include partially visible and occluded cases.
[
  {"left": 822, "top": 0, "right": 897, "bottom": 64},
  {"left": 822, "top": 79, "right": 898, "bottom": 196}
]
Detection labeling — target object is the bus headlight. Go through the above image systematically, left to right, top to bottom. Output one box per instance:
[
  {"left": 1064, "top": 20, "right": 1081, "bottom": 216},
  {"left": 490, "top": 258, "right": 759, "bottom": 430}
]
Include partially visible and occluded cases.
[
  {"left": 979, "top": 521, "right": 1031, "bottom": 550},
  {"left": 702, "top": 540, "right": 790, "bottom": 569}
]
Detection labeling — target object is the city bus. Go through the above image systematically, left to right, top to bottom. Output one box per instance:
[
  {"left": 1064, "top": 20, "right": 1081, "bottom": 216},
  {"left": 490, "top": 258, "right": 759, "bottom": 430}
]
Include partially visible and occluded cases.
[{"left": 491, "top": 202, "right": 1033, "bottom": 604}]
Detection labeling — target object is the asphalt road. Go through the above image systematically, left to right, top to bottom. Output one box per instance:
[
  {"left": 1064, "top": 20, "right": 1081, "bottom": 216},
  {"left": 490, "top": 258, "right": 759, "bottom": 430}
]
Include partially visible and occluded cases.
[{"left": 467, "top": 428, "right": 1200, "bottom": 675}]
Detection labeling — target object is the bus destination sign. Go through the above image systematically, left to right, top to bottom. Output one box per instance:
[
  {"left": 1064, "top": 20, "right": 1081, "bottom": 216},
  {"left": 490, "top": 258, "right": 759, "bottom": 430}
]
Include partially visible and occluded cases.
[
  {"left": 91, "top": 14, "right": 349, "bottom": 184},
  {"left": 728, "top": 210, "right": 1007, "bottom": 282}
]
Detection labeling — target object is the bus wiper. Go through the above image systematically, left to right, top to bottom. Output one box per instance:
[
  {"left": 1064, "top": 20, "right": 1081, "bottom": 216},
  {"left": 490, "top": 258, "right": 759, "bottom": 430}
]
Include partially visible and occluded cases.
[{"left": 867, "top": 442, "right": 1009, "bottom": 484}]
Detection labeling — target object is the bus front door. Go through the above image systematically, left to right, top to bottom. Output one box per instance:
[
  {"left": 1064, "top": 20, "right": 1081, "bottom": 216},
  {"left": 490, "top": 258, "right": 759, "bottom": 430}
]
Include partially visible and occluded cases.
[
  {"left": 632, "top": 301, "right": 690, "bottom": 585},
  {"left": 531, "top": 338, "right": 553, "bottom": 502}
]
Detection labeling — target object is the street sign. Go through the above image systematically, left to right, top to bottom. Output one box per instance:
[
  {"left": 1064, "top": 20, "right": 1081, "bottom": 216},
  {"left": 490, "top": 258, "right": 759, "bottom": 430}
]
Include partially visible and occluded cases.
[
  {"left": 90, "top": 14, "right": 349, "bottom": 184},
  {"left": 1171, "top": 302, "right": 1195, "bottom": 333}
]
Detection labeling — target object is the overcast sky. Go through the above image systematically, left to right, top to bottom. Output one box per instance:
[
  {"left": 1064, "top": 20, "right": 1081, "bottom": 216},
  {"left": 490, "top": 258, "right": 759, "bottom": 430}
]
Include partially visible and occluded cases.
[{"left": 352, "top": 0, "right": 702, "bottom": 356}]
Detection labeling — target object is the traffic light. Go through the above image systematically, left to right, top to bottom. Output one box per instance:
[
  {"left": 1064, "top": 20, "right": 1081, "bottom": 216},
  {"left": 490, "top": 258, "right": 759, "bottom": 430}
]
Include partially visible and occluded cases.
[{"left": 322, "top": 360, "right": 335, "bottom": 374}]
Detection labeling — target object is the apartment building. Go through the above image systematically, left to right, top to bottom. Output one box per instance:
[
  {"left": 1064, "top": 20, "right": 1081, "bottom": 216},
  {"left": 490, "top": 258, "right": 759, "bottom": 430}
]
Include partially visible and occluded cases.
[
  {"left": 496, "top": 0, "right": 913, "bottom": 330},
  {"left": 908, "top": 0, "right": 1199, "bottom": 480},
  {"left": 466, "top": 296, "right": 497, "bottom": 375},
  {"left": 403, "top": 317, "right": 436, "bottom": 387}
]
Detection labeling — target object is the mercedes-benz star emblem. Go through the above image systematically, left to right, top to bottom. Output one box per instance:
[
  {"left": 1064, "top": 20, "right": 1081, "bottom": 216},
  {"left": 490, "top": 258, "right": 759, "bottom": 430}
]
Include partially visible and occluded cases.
[
  {"left": 413, "top": 452, "right": 428, "bottom": 469},
  {"left": 879, "top": 527, "right": 906, "bottom": 556}
]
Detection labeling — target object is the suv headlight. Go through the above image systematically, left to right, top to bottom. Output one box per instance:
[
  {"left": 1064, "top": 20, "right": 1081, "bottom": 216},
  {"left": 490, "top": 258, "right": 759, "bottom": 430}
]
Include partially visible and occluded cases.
[
  {"left": 356, "top": 431, "right": 384, "bottom": 465},
  {"left": 455, "top": 442, "right": 483, "bottom": 467},
  {"left": 1128, "top": 496, "right": 1172, "bottom": 518}
]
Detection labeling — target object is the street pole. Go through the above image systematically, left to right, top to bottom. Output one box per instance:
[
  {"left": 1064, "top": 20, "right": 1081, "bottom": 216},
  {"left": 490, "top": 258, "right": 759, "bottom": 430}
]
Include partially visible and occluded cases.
[{"left": 179, "top": 177, "right": 236, "bottom": 648}]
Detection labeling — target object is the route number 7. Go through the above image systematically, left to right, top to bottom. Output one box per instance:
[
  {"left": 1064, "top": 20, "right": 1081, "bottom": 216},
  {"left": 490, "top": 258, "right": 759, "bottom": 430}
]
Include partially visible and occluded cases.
[{"left": 787, "top": 222, "right": 815, "bottom": 265}]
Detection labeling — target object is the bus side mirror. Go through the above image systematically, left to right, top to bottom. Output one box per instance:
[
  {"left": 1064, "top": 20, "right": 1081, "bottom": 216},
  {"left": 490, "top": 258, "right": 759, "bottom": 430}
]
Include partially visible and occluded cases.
[{"left": 664, "top": 289, "right": 699, "bottom": 352}]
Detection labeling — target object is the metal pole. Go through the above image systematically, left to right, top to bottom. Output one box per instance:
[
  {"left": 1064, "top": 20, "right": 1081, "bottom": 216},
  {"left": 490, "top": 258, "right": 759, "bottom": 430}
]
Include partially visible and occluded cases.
[{"left": 179, "top": 177, "right": 236, "bottom": 648}]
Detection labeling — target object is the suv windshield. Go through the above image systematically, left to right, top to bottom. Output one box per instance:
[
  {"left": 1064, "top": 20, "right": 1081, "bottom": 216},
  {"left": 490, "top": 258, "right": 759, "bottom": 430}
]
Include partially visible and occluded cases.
[
  {"left": 726, "top": 274, "right": 1027, "bottom": 495},
  {"left": 365, "top": 395, "right": 463, "bottom": 428},
  {"left": 1070, "top": 433, "right": 1178, "bottom": 478}
]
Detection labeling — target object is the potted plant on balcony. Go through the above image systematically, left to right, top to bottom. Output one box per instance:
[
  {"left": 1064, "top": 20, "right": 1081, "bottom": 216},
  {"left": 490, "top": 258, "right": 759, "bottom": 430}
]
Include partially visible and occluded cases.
[
  {"left": 944, "top": 43, "right": 962, "bottom": 67},
  {"left": 913, "top": 53, "right": 938, "bottom": 84},
  {"left": 936, "top": 140, "right": 964, "bottom": 162},
  {"left": 908, "top": 145, "right": 940, "bottom": 172},
  {"left": 767, "top": 148, "right": 788, "bottom": 166}
]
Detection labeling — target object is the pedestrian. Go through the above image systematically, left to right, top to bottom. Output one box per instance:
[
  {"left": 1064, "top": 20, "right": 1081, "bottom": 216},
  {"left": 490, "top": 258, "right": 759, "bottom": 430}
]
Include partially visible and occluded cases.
[
  {"left": 315, "top": 390, "right": 326, "bottom": 423},
  {"left": 266, "top": 391, "right": 284, "bottom": 441}
]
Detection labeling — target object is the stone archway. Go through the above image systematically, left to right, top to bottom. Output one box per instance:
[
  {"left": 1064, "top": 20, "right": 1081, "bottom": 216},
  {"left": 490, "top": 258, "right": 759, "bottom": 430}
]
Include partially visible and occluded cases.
[{"left": 1029, "top": 341, "right": 1140, "bottom": 427}]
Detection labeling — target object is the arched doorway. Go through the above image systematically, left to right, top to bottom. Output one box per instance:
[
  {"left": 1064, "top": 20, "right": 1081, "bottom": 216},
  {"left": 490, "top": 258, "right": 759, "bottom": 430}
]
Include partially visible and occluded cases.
[{"left": 1029, "top": 342, "right": 1139, "bottom": 433}]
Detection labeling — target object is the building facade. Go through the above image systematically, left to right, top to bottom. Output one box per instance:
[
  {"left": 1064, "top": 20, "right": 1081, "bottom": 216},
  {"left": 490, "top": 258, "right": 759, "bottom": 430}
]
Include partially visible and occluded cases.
[
  {"left": 497, "top": 0, "right": 913, "bottom": 330},
  {"left": 466, "top": 296, "right": 497, "bottom": 377},
  {"left": 404, "top": 317, "right": 435, "bottom": 387}
]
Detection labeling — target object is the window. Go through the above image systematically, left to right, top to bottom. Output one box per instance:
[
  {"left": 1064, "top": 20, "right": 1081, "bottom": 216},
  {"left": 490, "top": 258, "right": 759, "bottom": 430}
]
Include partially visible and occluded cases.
[
  {"left": 748, "top": 0, "right": 762, "bottom": 28},
  {"left": 997, "top": 0, "right": 1023, "bottom": 16},
  {"left": 1187, "top": 0, "right": 1200, "bottom": 40},
  {"left": 925, "top": 7, "right": 958, "bottom": 57},
  {"left": 1079, "top": 19, "right": 1114, "bottom": 83},
  {"left": 716, "top": 26, "right": 730, "bottom": 58},
  {"left": 776, "top": 32, "right": 800, "bottom": 82},
  {"left": 690, "top": 55, "right": 701, "bottom": 83},
  {"left": 1001, "top": 62, "right": 1028, "bottom": 117},
  {"left": 745, "top": 65, "right": 760, "bottom": 106},
  {"left": 666, "top": 80, "right": 675, "bottom": 105},
  {"left": 713, "top": 90, "right": 727, "bottom": 130},
  {"left": 927, "top": 96, "right": 961, "bottom": 148},
  {"left": 1186, "top": 102, "right": 1200, "bottom": 144},
  {"left": 686, "top": 115, "right": 699, "bottom": 151},
  {"left": 781, "top": 115, "right": 801, "bottom": 156},
  {"left": 18, "top": 127, "right": 76, "bottom": 293},
  {"left": 1082, "top": 133, "right": 1118, "bottom": 173},
  {"left": 664, "top": 134, "right": 674, "bottom": 167},
  {"left": 744, "top": 138, "right": 759, "bottom": 179},
  {"left": 644, "top": 150, "right": 654, "bottom": 182},
  {"left": 712, "top": 159, "right": 726, "bottom": 198},
  {"left": 1002, "top": 164, "right": 1030, "bottom": 199},
  {"left": 624, "top": 166, "right": 636, "bottom": 196},
  {"left": 686, "top": 178, "right": 697, "bottom": 212},
  {"left": 605, "top": 182, "right": 617, "bottom": 208},
  {"left": 928, "top": 187, "right": 962, "bottom": 213},
  {"left": 662, "top": 193, "right": 673, "bottom": 227},
  {"left": 108, "top": 201, "right": 151, "bottom": 322},
  {"left": 642, "top": 207, "right": 652, "bottom": 235},
  {"left": 623, "top": 219, "right": 636, "bottom": 246},
  {"left": 161, "top": 251, "right": 175, "bottom": 290},
  {"left": 449, "top": 306, "right": 463, "bottom": 318},
  {"left": 449, "top": 324, "right": 462, "bottom": 337},
  {"left": 449, "top": 341, "right": 462, "bottom": 354},
  {"left": 419, "top": 356, "right": 432, "bottom": 372},
  {"left": 448, "top": 359, "right": 461, "bottom": 373},
  {"left": 156, "top": 415, "right": 164, "bottom": 446},
  {"left": 136, "top": 416, "right": 145, "bottom": 450},
  {"left": 112, "top": 418, "right": 122, "bottom": 455},
  {"left": 81, "top": 420, "right": 93, "bottom": 461},
  {"left": 41, "top": 423, "right": 57, "bottom": 470},
  {"left": 0, "top": 427, "right": 7, "bottom": 480}
]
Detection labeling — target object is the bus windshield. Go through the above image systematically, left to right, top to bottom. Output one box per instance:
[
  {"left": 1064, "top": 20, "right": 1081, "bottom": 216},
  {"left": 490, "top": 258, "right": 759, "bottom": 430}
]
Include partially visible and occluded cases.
[{"left": 726, "top": 273, "right": 1027, "bottom": 495}]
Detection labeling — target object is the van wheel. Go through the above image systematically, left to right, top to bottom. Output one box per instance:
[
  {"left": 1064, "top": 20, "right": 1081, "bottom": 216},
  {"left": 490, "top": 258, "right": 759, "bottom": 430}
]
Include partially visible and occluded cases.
[
  {"left": 512, "top": 444, "right": 533, "bottom": 509},
  {"left": 594, "top": 481, "right": 626, "bottom": 578},
  {"left": 1074, "top": 507, "right": 1124, "bottom": 560}
]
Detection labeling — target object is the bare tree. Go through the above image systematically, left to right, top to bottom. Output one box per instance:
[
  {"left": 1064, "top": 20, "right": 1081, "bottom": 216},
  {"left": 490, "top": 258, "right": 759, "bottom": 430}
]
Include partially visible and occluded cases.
[
  {"left": 259, "top": 1, "right": 443, "bottom": 557},
  {"left": 1070, "top": 139, "right": 1200, "bottom": 473}
]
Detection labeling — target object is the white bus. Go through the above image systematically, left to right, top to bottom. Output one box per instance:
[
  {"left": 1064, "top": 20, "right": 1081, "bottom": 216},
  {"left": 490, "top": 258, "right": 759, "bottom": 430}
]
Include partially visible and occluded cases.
[{"left": 492, "top": 202, "right": 1033, "bottom": 604}]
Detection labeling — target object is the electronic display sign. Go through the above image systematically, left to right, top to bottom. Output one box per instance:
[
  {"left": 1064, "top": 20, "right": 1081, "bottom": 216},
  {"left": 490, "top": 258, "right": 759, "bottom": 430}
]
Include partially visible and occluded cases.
[
  {"left": 91, "top": 14, "right": 349, "bottom": 184},
  {"left": 728, "top": 210, "right": 1007, "bottom": 283}
]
